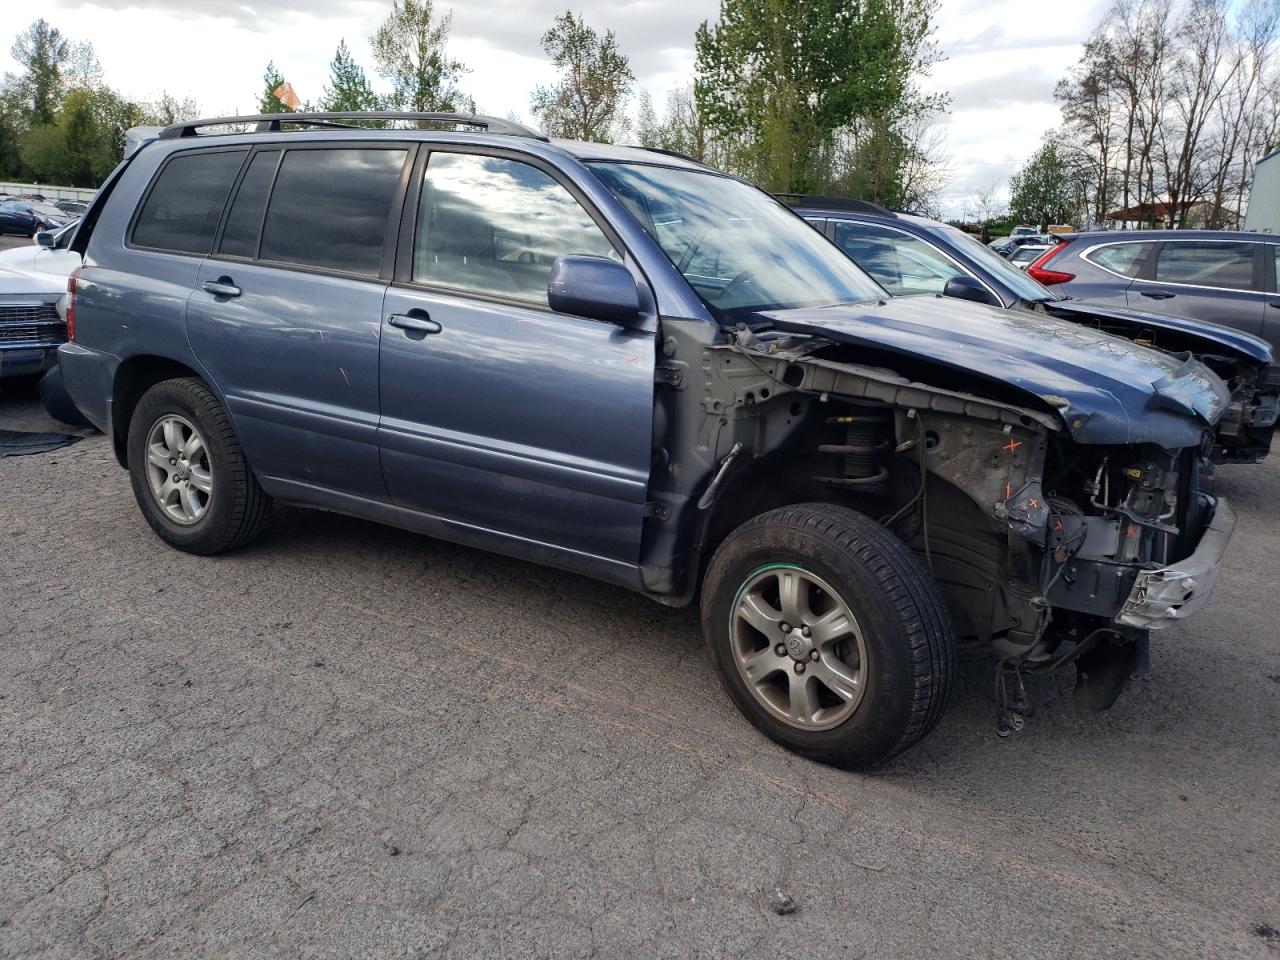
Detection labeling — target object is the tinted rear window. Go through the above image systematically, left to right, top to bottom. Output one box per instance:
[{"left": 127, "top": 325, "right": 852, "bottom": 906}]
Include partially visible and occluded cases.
[
  {"left": 258, "top": 148, "right": 406, "bottom": 277},
  {"left": 132, "top": 150, "right": 246, "bottom": 254},
  {"left": 219, "top": 150, "right": 280, "bottom": 259},
  {"left": 1155, "top": 241, "right": 1256, "bottom": 290}
]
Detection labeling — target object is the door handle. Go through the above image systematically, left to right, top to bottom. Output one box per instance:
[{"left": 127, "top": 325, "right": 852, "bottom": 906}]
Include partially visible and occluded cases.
[
  {"left": 201, "top": 277, "right": 241, "bottom": 298},
  {"left": 1140, "top": 289, "right": 1175, "bottom": 300},
  {"left": 1269, "top": 302, "right": 1280, "bottom": 309},
  {"left": 387, "top": 312, "right": 442, "bottom": 335}
]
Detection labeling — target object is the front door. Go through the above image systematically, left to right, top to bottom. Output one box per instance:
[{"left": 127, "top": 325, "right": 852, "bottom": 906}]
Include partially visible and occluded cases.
[{"left": 377, "top": 148, "right": 656, "bottom": 579}]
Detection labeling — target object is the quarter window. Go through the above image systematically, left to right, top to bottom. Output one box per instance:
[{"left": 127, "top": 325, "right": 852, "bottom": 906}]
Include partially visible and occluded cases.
[
  {"left": 258, "top": 148, "right": 407, "bottom": 277},
  {"left": 132, "top": 150, "right": 246, "bottom": 255},
  {"left": 218, "top": 150, "right": 280, "bottom": 259},
  {"left": 412, "top": 152, "right": 617, "bottom": 306},
  {"left": 833, "top": 221, "right": 968, "bottom": 295},
  {"left": 1154, "top": 241, "right": 1256, "bottom": 290},
  {"left": 1089, "top": 242, "right": 1154, "bottom": 278}
]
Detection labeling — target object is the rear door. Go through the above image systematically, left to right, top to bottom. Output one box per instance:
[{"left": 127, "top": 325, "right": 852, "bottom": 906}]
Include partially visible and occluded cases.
[
  {"left": 186, "top": 142, "right": 412, "bottom": 501},
  {"left": 377, "top": 147, "right": 655, "bottom": 580},
  {"left": 1127, "top": 239, "right": 1267, "bottom": 338}
]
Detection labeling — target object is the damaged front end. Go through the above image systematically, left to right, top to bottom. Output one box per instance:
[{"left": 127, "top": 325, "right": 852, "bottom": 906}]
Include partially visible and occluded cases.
[{"left": 679, "top": 316, "right": 1236, "bottom": 729}]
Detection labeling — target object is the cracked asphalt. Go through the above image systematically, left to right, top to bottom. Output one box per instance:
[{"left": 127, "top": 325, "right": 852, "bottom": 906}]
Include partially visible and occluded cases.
[{"left": 1, "top": 380, "right": 1278, "bottom": 960}]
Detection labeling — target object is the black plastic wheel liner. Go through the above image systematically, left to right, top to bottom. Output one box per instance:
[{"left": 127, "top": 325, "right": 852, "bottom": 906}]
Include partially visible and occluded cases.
[{"left": 0, "top": 430, "right": 82, "bottom": 457}]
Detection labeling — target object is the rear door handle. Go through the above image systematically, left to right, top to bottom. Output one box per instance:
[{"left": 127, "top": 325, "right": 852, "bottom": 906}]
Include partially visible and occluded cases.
[
  {"left": 201, "top": 277, "right": 241, "bottom": 298},
  {"left": 1139, "top": 289, "right": 1175, "bottom": 300},
  {"left": 1269, "top": 302, "right": 1280, "bottom": 309},
  {"left": 387, "top": 312, "right": 442, "bottom": 335}
]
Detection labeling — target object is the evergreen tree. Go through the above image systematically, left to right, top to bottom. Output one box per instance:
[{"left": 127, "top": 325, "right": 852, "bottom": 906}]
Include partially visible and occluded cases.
[
  {"left": 11, "top": 19, "right": 69, "bottom": 126},
  {"left": 321, "top": 40, "right": 379, "bottom": 112},
  {"left": 258, "top": 61, "right": 292, "bottom": 114}
]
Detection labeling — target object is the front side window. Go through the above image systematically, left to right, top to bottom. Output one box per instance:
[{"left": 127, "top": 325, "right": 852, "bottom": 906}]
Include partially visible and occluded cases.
[
  {"left": 258, "top": 148, "right": 407, "bottom": 277},
  {"left": 132, "top": 150, "right": 246, "bottom": 254},
  {"left": 412, "top": 152, "right": 617, "bottom": 305},
  {"left": 589, "top": 162, "right": 883, "bottom": 320},
  {"left": 833, "top": 221, "right": 968, "bottom": 295},
  {"left": 1090, "top": 241, "right": 1155, "bottom": 278},
  {"left": 1154, "top": 241, "right": 1256, "bottom": 290}
]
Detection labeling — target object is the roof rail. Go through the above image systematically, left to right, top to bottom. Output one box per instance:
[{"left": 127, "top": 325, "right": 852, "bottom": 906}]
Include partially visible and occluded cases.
[
  {"left": 157, "top": 112, "right": 548, "bottom": 142},
  {"left": 636, "top": 146, "right": 709, "bottom": 167},
  {"left": 775, "top": 194, "right": 897, "bottom": 218}
]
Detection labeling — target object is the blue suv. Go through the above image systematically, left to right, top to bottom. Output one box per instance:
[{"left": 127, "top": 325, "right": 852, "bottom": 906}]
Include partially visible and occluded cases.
[{"left": 60, "top": 113, "right": 1243, "bottom": 766}]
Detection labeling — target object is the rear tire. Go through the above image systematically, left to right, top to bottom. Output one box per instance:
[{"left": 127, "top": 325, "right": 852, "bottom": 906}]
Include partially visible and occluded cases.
[
  {"left": 127, "top": 377, "right": 268, "bottom": 554},
  {"left": 701, "top": 503, "right": 956, "bottom": 769}
]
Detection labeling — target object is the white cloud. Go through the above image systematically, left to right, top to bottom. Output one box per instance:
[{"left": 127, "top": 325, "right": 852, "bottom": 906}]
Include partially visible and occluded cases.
[{"left": 2, "top": 0, "right": 1104, "bottom": 215}]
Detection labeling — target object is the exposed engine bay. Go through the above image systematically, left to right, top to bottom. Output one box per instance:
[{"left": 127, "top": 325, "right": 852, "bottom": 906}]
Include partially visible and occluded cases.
[{"left": 642, "top": 316, "right": 1237, "bottom": 732}]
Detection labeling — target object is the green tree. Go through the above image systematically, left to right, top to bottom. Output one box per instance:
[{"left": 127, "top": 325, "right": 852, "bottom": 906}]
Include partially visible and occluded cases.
[
  {"left": 371, "top": 0, "right": 467, "bottom": 112},
  {"left": 693, "top": 0, "right": 945, "bottom": 196},
  {"left": 530, "top": 11, "right": 633, "bottom": 142},
  {"left": 10, "top": 19, "right": 69, "bottom": 125},
  {"left": 321, "top": 40, "right": 379, "bottom": 112},
  {"left": 258, "top": 61, "right": 293, "bottom": 114},
  {"left": 21, "top": 86, "right": 139, "bottom": 187},
  {"left": 636, "top": 86, "right": 709, "bottom": 161},
  {"left": 140, "top": 92, "right": 200, "bottom": 126},
  {"left": 1008, "top": 139, "right": 1084, "bottom": 230}
]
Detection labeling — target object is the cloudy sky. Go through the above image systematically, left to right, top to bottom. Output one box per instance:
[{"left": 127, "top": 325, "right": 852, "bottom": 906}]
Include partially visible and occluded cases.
[{"left": 2, "top": 0, "right": 1110, "bottom": 215}]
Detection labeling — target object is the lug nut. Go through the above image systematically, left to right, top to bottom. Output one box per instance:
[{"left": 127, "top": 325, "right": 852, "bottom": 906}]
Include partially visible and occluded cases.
[
  {"left": 169, "top": 458, "right": 176, "bottom": 465},
  {"left": 172, "top": 474, "right": 179, "bottom": 483},
  {"left": 779, "top": 622, "right": 791, "bottom": 634},
  {"left": 801, "top": 625, "right": 810, "bottom": 637},
  {"left": 775, "top": 644, "right": 787, "bottom": 657},
  {"left": 810, "top": 650, "right": 819, "bottom": 661},
  {"left": 794, "top": 662, "right": 806, "bottom": 674}
]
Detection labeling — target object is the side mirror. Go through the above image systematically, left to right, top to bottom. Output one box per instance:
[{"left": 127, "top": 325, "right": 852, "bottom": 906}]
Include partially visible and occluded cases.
[
  {"left": 35, "top": 231, "right": 55, "bottom": 248},
  {"left": 548, "top": 255, "right": 643, "bottom": 326},
  {"left": 942, "top": 275, "right": 1000, "bottom": 307}
]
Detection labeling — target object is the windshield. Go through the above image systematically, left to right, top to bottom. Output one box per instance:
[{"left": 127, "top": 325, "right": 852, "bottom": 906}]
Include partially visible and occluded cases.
[
  {"left": 587, "top": 162, "right": 884, "bottom": 320},
  {"left": 31, "top": 202, "right": 65, "bottom": 218},
  {"left": 941, "top": 224, "right": 1062, "bottom": 302}
]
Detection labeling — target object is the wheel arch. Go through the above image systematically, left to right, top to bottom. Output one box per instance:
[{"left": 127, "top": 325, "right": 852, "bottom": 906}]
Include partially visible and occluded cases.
[{"left": 111, "top": 355, "right": 214, "bottom": 467}]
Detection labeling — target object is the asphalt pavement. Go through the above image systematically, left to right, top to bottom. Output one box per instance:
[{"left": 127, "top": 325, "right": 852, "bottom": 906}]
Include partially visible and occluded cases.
[{"left": 1, "top": 375, "right": 1278, "bottom": 959}]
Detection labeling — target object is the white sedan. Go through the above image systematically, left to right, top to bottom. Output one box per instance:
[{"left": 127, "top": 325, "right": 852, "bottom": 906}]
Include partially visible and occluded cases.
[{"left": 0, "top": 220, "right": 82, "bottom": 278}]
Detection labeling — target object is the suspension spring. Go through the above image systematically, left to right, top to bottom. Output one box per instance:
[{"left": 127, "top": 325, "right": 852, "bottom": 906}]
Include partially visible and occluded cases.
[{"left": 816, "top": 411, "right": 891, "bottom": 494}]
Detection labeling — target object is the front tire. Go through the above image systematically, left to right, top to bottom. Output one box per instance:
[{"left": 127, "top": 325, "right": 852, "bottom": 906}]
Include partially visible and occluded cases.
[
  {"left": 127, "top": 377, "right": 268, "bottom": 554},
  {"left": 701, "top": 503, "right": 956, "bottom": 769}
]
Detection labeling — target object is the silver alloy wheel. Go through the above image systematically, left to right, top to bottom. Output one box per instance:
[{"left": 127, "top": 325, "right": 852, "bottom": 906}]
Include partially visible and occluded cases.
[
  {"left": 144, "top": 414, "right": 213, "bottom": 525},
  {"left": 730, "top": 564, "right": 869, "bottom": 731}
]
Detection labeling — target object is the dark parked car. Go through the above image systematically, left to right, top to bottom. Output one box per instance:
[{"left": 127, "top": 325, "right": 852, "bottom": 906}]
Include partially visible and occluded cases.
[
  {"left": 58, "top": 112, "right": 1243, "bottom": 767},
  {"left": 784, "top": 197, "right": 1276, "bottom": 462},
  {"left": 0, "top": 199, "right": 72, "bottom": 237},
  {"left": 1027, "top": 230, "right": 1280, "bottom": 386}
]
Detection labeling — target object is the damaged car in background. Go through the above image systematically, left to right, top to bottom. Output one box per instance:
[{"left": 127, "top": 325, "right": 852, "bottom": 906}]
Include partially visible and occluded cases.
[
  {"left": 57, "top": 112, "right": 1245, "bottom": 768},
  {"left": 782, "top": 196, "right": 1277, "bottom": 467}
]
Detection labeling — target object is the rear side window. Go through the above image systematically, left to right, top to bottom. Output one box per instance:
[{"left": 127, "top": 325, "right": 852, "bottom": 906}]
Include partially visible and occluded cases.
[
  {"left": 258, "top": 148, "right": 406, "bottom": 277},
  {"left": 132, "top": 150, "right": 246, "bottom": 254},
  {"left": 219, "top": 150, "right": 280, "bottom": 259},
  {"left": 833, "top": 221, "right": 967, "bottom": 295},
  {"left": 1154, "top": 241, "right": 1256, "bottom": 290},
  {"left": 1088, "top": 242, "right": 1153, "bottom": 278}
]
